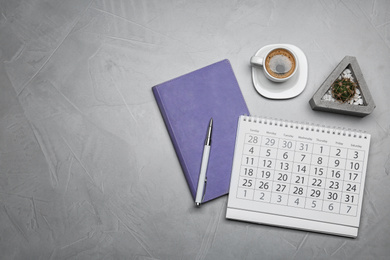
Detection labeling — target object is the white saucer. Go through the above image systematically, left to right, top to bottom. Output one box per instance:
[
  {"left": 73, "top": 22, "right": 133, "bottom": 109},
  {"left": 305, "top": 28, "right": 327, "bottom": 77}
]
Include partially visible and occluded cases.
[{"left": 251, "top": 44, "right": 308, "bottom": 99}]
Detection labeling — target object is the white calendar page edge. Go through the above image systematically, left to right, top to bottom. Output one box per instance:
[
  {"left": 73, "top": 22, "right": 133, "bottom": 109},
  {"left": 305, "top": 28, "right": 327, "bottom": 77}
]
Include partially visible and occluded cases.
[
  {"left": 227, "top": 116, "right": 370, "bottom": 230},
  {"left": 226, "top": 207, "right": 358, "bottom": 238}
]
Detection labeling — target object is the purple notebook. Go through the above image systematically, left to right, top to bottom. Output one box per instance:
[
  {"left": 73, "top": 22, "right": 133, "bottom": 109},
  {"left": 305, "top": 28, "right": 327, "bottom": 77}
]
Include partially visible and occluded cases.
[{"left": 152, "top": 60, "right": 249, "bottom": 203}]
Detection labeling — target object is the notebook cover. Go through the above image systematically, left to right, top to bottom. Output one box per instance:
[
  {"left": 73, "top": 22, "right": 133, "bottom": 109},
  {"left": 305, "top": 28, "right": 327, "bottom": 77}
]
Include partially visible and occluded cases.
[{"left": 152, "top": 59, "right": 249, "bottom": 203}]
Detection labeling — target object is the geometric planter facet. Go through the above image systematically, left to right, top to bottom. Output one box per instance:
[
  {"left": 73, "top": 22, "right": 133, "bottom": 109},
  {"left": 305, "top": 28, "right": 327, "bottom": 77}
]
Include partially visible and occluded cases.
[{"left": 309, "top": 56, "right": 375, "bottom": 117}]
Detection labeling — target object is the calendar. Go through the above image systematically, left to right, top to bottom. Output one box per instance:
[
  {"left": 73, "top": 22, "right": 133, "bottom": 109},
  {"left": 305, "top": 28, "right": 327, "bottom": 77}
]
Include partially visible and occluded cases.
[{"left": 226, "top": 116, "right": 371, "bottom": 237}]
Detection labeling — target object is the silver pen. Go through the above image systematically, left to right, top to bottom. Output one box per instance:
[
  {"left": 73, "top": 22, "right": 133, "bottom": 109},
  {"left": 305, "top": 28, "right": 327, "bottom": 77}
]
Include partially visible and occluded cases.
[{"left": 195, "top": 118, "right": 213, "bottom": 206}]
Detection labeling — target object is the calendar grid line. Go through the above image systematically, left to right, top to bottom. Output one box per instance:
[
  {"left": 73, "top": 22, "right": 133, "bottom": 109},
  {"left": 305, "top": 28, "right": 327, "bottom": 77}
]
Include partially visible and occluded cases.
[{"left": 237, "top": 132, "right": 364, "bottom": 216}]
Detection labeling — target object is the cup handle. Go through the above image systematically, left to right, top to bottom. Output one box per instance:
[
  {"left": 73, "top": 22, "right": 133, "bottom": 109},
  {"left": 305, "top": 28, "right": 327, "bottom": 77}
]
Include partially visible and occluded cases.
[{"left": 250, "top": 56, "right": 263, "bottom": 66}]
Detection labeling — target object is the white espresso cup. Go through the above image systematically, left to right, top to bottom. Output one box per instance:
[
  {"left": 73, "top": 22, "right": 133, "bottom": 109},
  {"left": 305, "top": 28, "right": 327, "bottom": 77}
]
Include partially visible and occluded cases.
[{"left": 250, "top": 47, "right": 298, "bottom": 83}]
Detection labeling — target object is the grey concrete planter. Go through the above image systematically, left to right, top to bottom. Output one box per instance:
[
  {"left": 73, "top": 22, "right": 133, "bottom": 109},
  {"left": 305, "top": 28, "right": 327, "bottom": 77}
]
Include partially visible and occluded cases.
[{"left": 309, "top": 56, "right": 375, "bottom": 117}]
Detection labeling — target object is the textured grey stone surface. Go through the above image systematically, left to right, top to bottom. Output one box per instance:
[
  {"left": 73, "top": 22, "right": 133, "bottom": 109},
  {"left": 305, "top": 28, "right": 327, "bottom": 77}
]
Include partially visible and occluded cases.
[
  {"left": 1, "top": 1, "right": 390, "bottom": 259},
  {"left": 309, "top": 56, "right": 376, "bottom": 117}
]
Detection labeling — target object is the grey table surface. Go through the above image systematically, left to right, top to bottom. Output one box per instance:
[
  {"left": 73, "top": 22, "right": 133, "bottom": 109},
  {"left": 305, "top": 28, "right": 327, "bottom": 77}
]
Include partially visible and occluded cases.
[{"left": 1, "top": 0, "right": 390, "bottom": 259}]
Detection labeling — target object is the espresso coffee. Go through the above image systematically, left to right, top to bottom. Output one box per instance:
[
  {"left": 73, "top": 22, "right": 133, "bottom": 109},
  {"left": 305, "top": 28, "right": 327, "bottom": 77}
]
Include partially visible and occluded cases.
[{"left": 265, "top": 48, "right": 296, "bottom": 79}]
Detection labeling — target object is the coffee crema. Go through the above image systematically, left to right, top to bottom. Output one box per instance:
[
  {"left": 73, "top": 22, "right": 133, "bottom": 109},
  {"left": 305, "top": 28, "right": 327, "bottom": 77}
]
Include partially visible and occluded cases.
[{"left": 265, "top": 48, "right": 296, "bottom": 79}]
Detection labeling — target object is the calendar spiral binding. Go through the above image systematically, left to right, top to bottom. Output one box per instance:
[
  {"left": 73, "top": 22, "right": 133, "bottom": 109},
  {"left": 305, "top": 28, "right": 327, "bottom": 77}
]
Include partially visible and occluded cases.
[{"left": 241, "top": 115, "right": 369, "bottom": 139}]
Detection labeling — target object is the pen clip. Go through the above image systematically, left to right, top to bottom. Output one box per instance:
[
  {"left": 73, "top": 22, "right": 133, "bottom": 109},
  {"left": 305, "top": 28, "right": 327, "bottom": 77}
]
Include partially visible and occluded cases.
[{"left": 201, "top": 176, "right": 207, "bottom": 202}]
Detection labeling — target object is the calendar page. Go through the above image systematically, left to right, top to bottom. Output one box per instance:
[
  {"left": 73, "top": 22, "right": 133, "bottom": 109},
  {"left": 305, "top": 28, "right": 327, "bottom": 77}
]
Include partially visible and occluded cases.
[{"left": 226, "top": 116, "right": 371, "bottom": 237}]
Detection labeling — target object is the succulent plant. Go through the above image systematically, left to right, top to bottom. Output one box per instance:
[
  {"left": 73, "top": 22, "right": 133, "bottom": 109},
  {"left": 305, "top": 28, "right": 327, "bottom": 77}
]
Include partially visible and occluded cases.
[{"left": 331, "top": 78, "right": 357, "bottom": 103}]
